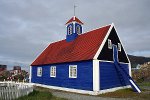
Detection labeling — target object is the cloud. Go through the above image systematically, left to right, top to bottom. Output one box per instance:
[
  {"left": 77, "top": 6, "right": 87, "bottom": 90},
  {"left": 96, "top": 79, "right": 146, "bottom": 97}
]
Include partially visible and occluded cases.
[{"left": 0, "top": 0, "right": 150, "bottom": 71}]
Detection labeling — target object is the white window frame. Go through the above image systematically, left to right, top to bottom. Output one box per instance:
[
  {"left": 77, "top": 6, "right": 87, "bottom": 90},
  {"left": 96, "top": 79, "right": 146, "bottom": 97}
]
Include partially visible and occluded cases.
[
  {"left": 68, "top": 25, "right": 73, "bottom": 35},
  {"left": 76, "top": 25, "right": 81, "bottom": 35},
  {"left": 108, "top": 39, "right": 112, "bottom": 49},
  {"left": 118, "top": 43, "right": 121, "bottom": 52},
  {"left": 69, "top": 65, "right": 77, "bottom": 78},
  {"left": 50, "top": 66, "right": 56, "bottom": 77},
  {"left": 37, "top": 67, "right": 42, "bottom": 77}
]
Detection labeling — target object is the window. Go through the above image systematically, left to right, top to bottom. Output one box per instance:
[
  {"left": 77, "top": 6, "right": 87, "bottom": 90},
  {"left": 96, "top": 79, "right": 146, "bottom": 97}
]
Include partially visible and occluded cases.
[
  {"left": 68, "top": 25, "right": 72, "bottom": 35},
  {"left": 76, "top": 25, "right": 81, "bottom": 34},
  {"left": 108, "top": 39, "right": 112, "bottom": 49},
  {"left": 118, "top": 43, "right": 121, "bottom": 51},
  {"left": 69, "top": 65, "right": 77, "bottom": 78},
  {"left": 50, "top": 66, "right": 56, "bottom": 77},
  {"left": 37, "top": 67, "right": 42, "bottom": 77}
]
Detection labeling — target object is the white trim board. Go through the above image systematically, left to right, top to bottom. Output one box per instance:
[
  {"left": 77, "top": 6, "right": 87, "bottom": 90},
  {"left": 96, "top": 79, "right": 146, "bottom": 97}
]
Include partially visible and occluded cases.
[
  {"left": 94, "top": 23, "right": 114, "bottom": 59},
  {"left": 112, "top": 25, "right": 132, "bottom": 77},
  {"left": 113, "top": 25, "right": 130, "bottom": 63},
  {"left": 97, "top": 59, "right": 129, "bottom": 64},
  {"left": 93, "top": 60, "right": 99, "bottom": 92},
  {"left": 29, "top": 66, "right": 32, "bottom": 83},
  {"left": 33, "top": 83, "right": 98, "bottom": 95},
  {"left": 33, "top": 83, "right": 131, "bottom": 95},
  {"left": 99, "top": 85, "right": 131, "bottom": 94}
]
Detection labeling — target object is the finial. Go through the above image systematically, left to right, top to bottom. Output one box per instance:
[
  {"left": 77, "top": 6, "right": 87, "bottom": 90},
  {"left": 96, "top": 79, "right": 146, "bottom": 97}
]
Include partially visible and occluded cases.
[{"left": 74, "top": 4, "right": 77, "bottom": 16}]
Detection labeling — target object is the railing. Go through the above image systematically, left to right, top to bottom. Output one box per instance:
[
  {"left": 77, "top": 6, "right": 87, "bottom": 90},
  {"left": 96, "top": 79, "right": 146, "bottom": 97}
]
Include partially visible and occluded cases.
[{"left": 0, "top": 81, "right": 33, "bottom": 100}]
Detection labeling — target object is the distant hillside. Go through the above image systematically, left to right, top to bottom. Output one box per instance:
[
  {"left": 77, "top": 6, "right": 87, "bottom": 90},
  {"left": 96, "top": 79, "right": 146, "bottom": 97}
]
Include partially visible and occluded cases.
[{"left": 128, "top": 55, "right": 150, "bottom": 68}]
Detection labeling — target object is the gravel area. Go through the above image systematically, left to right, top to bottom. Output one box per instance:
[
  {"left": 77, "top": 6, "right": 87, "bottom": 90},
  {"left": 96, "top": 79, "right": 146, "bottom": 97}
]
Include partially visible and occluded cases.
[
  {"left": 140, "top": 86, "right": 150, "bottom": 90},
  {"left": 52, "top": 91, "right": 130, "bottom": 100}
]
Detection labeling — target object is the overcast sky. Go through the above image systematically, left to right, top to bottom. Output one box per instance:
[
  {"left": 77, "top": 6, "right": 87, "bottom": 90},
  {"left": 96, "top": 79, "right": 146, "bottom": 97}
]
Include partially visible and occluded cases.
[{"left": 0, "top": 0, "right": 150, "bottom": 71}]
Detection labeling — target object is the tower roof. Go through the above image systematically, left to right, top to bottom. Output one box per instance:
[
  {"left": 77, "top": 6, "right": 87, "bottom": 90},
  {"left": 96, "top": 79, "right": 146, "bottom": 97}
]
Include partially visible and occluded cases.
[{"left": 65, "top": 16, "right": 84, "bottom": 25}]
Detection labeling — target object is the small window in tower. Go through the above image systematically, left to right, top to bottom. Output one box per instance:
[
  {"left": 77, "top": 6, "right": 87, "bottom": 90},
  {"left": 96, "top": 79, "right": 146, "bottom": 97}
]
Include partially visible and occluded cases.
[
  {"left": 68, "top": 25, "right": 72, "bottom": 35},
  {"left": 76, "top": 25, "right": 81, "bottom": 35},
  {"left": 108, "top": 39, "right": 112, "bottom": 49},
  {"left": 118, "top": 43, "right": 121, "bottom": 51},
  {"left": 50, "top": 66, "right": 56, "bottom": 77},
  {"left": 37, "top": 67, "right": 42, "bottom": 77}
]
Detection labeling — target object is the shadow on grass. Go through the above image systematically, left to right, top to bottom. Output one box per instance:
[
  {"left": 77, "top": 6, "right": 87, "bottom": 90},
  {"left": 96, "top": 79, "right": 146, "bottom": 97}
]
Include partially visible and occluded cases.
[{"left": 16, "top": 90, "right": 67, "bottom": 100}]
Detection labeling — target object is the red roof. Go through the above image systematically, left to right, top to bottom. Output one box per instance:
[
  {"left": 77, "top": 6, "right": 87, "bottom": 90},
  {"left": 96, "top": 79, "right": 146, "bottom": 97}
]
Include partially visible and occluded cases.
[
  {"left": 65, "top": 16, "right": 84, "bottom": 25},
  {"left": 31, "top": 25, "right": 111, "bottom": 66}
]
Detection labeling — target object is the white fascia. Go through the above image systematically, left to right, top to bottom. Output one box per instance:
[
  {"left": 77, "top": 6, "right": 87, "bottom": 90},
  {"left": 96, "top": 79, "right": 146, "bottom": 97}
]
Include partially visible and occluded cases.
[
  {"left": 93, "top": 23, "right": 114, "bottom": 59},
  {"left": 113, "top": 24, "right": 130, "bottom": 64},
  {"left": 112, "top": 25, "right": 132, "bottom": 76},
  {"left": 93, "top": 60, "right": 99, "bottom": 92},
  {"left": 29, "top": 66, "right": 32, "bottom": 83}
]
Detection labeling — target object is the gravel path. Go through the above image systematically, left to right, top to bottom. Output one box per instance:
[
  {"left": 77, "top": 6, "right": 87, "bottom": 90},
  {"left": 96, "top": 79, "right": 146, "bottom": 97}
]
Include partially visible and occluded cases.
[
  {"left": 140, "top": 86, "right": 150, "bottom": 90},
  {"left": 52, "top": 91, "right": 130, "bottom": 100}
]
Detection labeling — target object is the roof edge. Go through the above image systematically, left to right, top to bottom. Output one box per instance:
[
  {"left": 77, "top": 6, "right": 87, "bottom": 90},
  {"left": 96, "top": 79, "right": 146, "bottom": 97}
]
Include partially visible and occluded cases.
[
  {"left": 31, "top": 23, "right": 114, "bottom": 66},
  {"left": 93, "top": 23, "right": 114, "bottom": 59},
  {"left": 112, "top": 23, "right": 130, "bottom": 63},
  {"left": 31, "top": 59, "right": 93, "bottom": 66}
]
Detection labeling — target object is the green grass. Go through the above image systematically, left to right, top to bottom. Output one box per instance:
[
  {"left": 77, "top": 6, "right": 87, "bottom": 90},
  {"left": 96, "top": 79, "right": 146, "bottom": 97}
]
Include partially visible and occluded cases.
[
  {"left": 137, "top": 82, "right": 150, "bottom": 86},
  {"left": 99, "top": 88, "right": 150, "bottom": 100},
  {"left": 16, "top": 90, "right": 67, "bottom": 100}
]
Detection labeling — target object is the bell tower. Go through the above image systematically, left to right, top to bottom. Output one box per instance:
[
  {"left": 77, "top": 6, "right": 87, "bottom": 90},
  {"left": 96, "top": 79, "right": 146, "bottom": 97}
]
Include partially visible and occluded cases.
[{"left": 65, "top": 16, "right": 83, "bottom": 42}]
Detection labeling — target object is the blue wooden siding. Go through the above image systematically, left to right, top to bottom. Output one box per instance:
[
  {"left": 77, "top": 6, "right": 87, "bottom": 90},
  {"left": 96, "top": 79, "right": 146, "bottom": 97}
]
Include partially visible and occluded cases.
[
  {"left": 31, "top": 60, "right": 93, "bottom": 91},
  {"left": 100, "top": 62, "right": 130, "bottom": 90}
]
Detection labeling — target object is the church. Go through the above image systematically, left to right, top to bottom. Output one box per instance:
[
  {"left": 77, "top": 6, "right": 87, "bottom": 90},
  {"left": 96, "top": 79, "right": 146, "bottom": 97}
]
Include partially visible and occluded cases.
[{"left": 30, "top": 16, "right": 141, "bottom": 95}]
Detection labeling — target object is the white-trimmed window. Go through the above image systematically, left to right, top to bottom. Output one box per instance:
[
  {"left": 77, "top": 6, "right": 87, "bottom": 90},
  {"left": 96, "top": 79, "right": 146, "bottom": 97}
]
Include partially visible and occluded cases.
[
  {"left": 68, "top": 25, "right": 72, "bottom": 35},
  {"left": 76, "top": 25, "right": 81, "bottom": 35},
  {"left": 108, "top": 39, "right": 112, "bottom": 49},
  {"left": 118, "top": 43, "right": 121, "bottom": 51},
  {"left": 69, "top": 65, "right": 77, "bottom": 78},
  {"left": 50, "top": 66, "right": 56, "bottom": 77},
  {"left": 37, "top": 67, "right": 42, "bottom": 77}
]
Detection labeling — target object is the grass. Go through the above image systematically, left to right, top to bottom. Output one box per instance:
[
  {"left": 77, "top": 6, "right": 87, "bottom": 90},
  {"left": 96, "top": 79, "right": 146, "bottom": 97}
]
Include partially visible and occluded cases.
[
  {"left": 137, "top": 82, "right": 150, "bottom": 87},
  {"left": 99, "top": 88, "right": 150, "bottom": 100},
  {"left": 16, "top": 90, "right": 67, "bottom": 100}
]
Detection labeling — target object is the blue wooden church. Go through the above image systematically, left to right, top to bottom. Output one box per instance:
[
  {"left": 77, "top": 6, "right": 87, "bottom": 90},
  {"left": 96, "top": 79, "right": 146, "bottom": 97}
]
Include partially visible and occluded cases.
[{"left": 30, "top": 16, "right": 141, "bottom": 95}]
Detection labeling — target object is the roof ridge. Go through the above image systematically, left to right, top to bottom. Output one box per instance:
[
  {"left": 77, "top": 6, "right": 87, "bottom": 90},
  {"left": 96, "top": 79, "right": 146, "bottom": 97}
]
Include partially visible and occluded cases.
[{"left": 49, "top": 24, "right": 112, "bottom": 44}]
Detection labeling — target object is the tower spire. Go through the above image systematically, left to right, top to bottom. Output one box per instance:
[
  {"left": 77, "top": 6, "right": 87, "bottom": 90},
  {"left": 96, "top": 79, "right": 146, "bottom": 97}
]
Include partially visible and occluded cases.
[{"left": 74, "top": 4, "right": 77, "bottom": 16}]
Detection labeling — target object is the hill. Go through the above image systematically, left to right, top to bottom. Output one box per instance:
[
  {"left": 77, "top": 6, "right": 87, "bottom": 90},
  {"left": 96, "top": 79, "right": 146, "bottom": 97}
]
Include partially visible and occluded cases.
[{"left": 128, "top": 55, "right": 150, "bottom": 68}]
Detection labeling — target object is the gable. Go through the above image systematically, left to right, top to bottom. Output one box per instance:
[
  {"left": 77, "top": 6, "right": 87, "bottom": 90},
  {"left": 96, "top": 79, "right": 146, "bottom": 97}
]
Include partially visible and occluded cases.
[
  {"left": 31, "top": 25, "right": 111, "bottom": 66},
  {"left": 97, "top": 27, "right": 129, "bottom": 63}
]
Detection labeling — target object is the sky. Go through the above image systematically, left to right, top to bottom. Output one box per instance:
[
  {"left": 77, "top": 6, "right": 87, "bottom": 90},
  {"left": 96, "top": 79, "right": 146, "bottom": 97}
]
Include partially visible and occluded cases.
[{"left": 0, "top": 0, "right": 150, "bottom": 71}]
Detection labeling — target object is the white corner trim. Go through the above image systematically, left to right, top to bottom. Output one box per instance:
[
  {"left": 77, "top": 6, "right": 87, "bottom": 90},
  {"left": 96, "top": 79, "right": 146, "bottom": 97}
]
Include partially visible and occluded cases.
[
  {"left": 93, "top": 23, "right": 114, "bottom": 59},
  {"left": 93, "top": 60, "right": 99, "bottom": 92},
  {"left": 128, "top": 63, "right": 132, "bottom": 77},
  {"left": 29, "top": 66, "right": 32, "bottom": 83},
  {"left": 33, "top": 83, "right": 98, "bottom": 95},
  {"left": 99, "top": 85, "right": 131, "bottom": 94}
]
